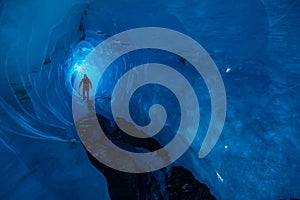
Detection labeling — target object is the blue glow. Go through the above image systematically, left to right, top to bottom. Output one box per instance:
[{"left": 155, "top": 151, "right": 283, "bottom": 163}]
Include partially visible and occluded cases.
[{"left": 0, "top": 0, "right": 299, "bottom": 199}]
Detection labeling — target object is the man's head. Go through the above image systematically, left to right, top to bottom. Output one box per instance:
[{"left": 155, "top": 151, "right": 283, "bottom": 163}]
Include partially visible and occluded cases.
[{"left": 84, "top": 74, "right": 87, "bottom": 78}]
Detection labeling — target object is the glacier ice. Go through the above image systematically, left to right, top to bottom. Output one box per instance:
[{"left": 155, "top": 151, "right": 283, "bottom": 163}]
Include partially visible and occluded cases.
[{"left": 0, "top": 0, "right": 299, "bottom": 199}]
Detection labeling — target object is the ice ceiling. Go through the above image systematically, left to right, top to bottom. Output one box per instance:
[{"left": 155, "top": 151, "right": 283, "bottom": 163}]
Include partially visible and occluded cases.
[{"left": 0, "top": 0, "right": 299, "bottom": 199}]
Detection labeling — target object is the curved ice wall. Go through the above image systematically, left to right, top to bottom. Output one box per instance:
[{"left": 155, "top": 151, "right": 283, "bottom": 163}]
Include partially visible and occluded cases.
[{"left": 0, "top": 0, "right": 299, "bottom": 199}]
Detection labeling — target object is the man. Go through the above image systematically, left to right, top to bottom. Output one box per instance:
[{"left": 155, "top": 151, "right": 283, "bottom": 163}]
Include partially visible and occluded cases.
[{"left": 79, "top": 74, "right": 92, "bottom": 100}]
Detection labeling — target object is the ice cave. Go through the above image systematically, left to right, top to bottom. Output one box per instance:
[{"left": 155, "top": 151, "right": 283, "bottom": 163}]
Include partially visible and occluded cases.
[{"left": 0, "top": 0, "right": 299, "bottom": 199}]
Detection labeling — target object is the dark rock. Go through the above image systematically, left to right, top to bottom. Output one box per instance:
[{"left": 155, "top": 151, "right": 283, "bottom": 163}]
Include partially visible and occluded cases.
[
  {"left": 43, "top": 56, "right": 51, "bottom": 65},
  {"left": 85, "top": 114, "right": 216, "bottom": 200},
  {"left": 164, "top": 166, "right": 215, "bottom": 200}
]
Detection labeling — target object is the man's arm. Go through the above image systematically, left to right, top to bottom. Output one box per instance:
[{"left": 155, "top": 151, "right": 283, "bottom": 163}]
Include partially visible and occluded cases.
[
  {"left": 89, "top": 79, "right": 92, "bottom": 89},
  {"left": 79, "top": 80, "right": 83, "bottom": 88}
]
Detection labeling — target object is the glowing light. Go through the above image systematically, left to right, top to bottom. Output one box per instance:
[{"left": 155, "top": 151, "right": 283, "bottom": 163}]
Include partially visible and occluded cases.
[
  {"left": 74, "top": 63, "right": 84, "bottom": 73},
  {"left": 216, "top": 171, "right": 224, "bottom": 182}
]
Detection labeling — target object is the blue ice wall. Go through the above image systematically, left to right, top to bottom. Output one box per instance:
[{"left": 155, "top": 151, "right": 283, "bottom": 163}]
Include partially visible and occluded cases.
[{"left": 0, "top": 0, "right": 299, "bottom": 199}]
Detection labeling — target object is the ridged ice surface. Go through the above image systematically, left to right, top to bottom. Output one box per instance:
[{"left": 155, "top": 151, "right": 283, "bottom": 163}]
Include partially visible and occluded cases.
[{"left": 0, "top": 0, "right": 299, "bottom": 199}]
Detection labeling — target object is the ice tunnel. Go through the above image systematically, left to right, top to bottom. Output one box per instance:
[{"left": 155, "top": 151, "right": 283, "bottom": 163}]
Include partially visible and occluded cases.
[{"left": 0, "top": 0, "right": 299, "bottom": 199}]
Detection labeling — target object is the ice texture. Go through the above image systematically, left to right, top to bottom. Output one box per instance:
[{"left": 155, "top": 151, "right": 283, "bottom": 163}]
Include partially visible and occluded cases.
[{"left": 0, "top": 0, "right": 299, "bottom": 199}]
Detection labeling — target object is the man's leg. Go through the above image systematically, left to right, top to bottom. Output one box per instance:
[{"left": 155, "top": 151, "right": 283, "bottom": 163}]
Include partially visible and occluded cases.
[
  {"left": 83, "top": 89, "right": 86, "bottom": 100},
  {"left": 87, "top": 90, "right": 89, "bottom": 100}
]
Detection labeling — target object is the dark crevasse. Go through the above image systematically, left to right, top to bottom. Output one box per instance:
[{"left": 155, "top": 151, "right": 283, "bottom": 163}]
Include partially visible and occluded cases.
[{"left": 0, "top": 0, "right": 299, "bottom": 199}]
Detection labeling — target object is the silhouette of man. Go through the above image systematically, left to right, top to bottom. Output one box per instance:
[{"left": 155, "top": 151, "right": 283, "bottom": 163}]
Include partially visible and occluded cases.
[{"left": 79, "top": 74, "right": 92, "bottom": 100}]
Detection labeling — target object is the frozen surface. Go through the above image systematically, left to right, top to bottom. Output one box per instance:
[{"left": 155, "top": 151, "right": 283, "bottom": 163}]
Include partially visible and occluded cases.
[{"left": 0, "top": 0, "right": 299, "bottom": 199}]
